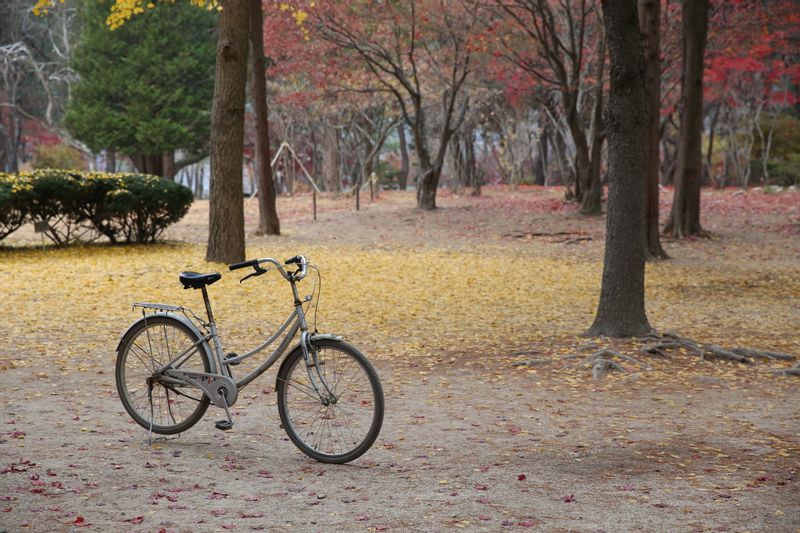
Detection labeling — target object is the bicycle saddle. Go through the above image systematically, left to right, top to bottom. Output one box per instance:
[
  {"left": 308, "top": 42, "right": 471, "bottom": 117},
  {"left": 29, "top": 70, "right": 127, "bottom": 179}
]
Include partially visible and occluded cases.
[{"left": 179, "top": 271, "right": 221, "bottom": 290}]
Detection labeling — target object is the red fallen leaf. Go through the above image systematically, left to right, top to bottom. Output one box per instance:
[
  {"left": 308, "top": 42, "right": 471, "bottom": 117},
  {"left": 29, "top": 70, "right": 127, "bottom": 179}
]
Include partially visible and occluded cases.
[
  {"left": 72, "top": 416, "right": 80, "bottom": 421},
  {"left": 507, "top": 426, "right": 521, "bottom": 434},
  {"left": 10, "top": 431, "right": 25, "bottom": 438},
  {"left": 46, "top": 470, "right": 57, "bottom": 477},
  {"left": 257, "top": 470, "right": 273, "bottom": 478},
  {"left": 29, "top": 473, "right": 39, "bottom": 481},
  {"left": 517, "top": 474, "right": 526, "bottom": 481},
  {"left": 51, "top": 481, "right": 63, "bottom": 489},
  {"left": 622, "top": 483, "right": 635, "bottom": 491},
  {"left": 475, "top": 484, "right": 488, "bottom": 490},
  {"left": 30, "top": 487, "right": 45, "bottom": 494},
  {"left": 208, "top": 491, "right": 228, "bottom": 500},
  {"left": 562, "top": 494, "right": 575, "bottom": 502},
  {"left": 0, "top": 496, "right": 11, "bottom": 501},
  {"left": 244, "top": 496, "right": 261, "bottom": 502},
  {"left": 477, "top": 497, "right": 490, "bottom": 504},
  {"left": 167, "top": 504, "right": 187, "bottom": 510},
  {"left": 2, "top": 508, "right": 11, "bottom": 512},
  {"left": 211, "top": 509, "right": 226, "bottom": 516},
  {"left": 241, "top": 511, "right": 265, "bottom": 518},
  {"left": 355, "top": 514, "right": 369, "bottom": 521},
  {"left": 479, "top": 515, "right": 491, "bottom": 521},
  {"left": 74, "top": 516, "right": 91, "bottom": 527},
  {"left": 124, "top": 516, "right": 144, "bottom": 524},
  {"left": 501, "top": 519, "right": 515, "bottom": 526},
  {"left": 518, "top": 520, "right": 535, "bottom": 527},
  {"left": 221, "top": 525, "right": 235, "bottom": 530},
  {"left": 374, "top": 526, "right": 389, "bottom": 532}
]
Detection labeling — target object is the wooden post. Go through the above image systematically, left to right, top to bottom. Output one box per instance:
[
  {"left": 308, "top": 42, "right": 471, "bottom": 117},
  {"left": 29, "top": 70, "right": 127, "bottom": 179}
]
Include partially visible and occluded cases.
[
  {"left": 356, "top": 182, "right": 360, "bottom": 211},
  {"left": 312, "top": 189, "right": 317, "bottom": 221}
]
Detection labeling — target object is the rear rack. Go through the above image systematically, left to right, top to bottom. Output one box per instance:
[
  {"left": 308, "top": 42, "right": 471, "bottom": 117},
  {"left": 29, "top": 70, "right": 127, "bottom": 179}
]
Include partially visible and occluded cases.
[{"left": 132, "top": 302, "right": 208, "bottom": 329}]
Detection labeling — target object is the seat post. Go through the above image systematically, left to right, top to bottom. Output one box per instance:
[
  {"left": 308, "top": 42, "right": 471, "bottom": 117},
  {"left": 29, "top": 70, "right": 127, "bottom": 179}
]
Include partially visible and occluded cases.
[{"left": 200, "top": 286, "right": 215, "bottom": 324}]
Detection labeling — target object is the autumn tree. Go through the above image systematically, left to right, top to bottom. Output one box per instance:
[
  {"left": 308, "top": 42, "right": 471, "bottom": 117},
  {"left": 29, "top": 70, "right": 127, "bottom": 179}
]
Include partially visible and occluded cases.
[
  {"left": 310, "top": 0, "right": 480, "bottom": 210},
  {"left": 494, "top": 0, "right": 607, "bottom": 214},
  {"left": 585, "top": 0, "right": 652, "bottom": 337},
  {"left": 664, "top": 0, "right": 710, "bottom": 238}
]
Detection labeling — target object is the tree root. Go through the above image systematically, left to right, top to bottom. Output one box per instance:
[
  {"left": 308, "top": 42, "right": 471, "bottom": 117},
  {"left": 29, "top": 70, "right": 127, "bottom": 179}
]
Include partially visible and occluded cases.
[
  {"left": 636, "top": 334, "right": 796, "bottom": 365},
  {"left": 575, "top": 349, "right": 652, "bottom": 380},
  {"left": 772, "top": 363, "right": 800, "bottom": 377}
]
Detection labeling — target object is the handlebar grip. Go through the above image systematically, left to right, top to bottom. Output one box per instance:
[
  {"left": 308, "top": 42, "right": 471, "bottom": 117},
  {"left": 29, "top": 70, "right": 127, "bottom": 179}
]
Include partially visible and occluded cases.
[
  {"left": 285, "top": 256, "right": 302, "bottom": 265},
  {"left": 229, "top": 259, "right": 259, "bottom": 271}
]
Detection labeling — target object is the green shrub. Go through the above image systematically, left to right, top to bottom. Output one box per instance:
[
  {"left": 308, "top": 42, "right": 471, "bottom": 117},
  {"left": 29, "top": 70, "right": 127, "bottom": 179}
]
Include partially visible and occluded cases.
[
  {"left": 750, "top": 155, "right": 800, "bottom": 187},
  {"left": 0, "top": 170, "right": 193, "bottom": 244},
  {"left": 0, "top": 173, "right": 33, "bottom": 241}
]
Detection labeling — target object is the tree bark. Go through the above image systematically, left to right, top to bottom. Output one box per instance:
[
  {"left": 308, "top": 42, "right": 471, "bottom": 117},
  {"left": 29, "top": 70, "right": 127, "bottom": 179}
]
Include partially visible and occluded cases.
[
  {"left": 206, "top": 0, "right": 249, "bottom": 264},
  {"left": 249, "top": 0, "right": 280, "bottom": 235},
  {"left": 586, "top": 0, "right": 653, "bottom": 338},
  {"left": 639, "top": 0, "right": 668, "bottom": 258},
  {"left": 664, "top": 0, "right": 709, "bottom": 237},
  {"left": 321, "top": 123, "right": 341, "bottom": 193},
  {"left": 397, "top": 123, "right": 409, "bottom": 190},
  {"left": 105, "top": 148, "right": 116, "bottom": 173},
  {"left": 162, "top": 151, "right": 176, "bottom": 180}
]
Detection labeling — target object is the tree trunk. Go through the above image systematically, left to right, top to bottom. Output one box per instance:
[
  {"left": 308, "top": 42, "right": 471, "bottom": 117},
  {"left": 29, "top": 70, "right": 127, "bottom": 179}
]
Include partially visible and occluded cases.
[
  {"left": 206, "top": 0, "right": 249, "bottom": 264},
  {"left": 249, "top": 0, "right": 280, "bottom": 235},
  {"left": 585, "top": 0, "right": 653, "bottom": 338},
  {"left": 639, "top": 0, "right": 668, "bottom": 258},
  {"left": 664, "top": 0, "right": 709, "bottom": 238},
  {"left": 582, "top": 30, "right": 607, "bottom": 216},
  {"left": 397, "top": 123, "right": 409, "bottom": 190},
  {"left": 321, "top": 124, "right": 341, "bottom": 193},
  {"left": 106, "top": 148, "right": 116, "bottom": 173},
  {"left": 162, "top": 151, "right": 176, "bottom": 180}
]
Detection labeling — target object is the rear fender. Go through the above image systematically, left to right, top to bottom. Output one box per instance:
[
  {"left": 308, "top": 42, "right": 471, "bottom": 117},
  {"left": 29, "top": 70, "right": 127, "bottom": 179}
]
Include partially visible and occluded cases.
[{"left": 116, "top": 312, "right": 217, "bottom": 373}]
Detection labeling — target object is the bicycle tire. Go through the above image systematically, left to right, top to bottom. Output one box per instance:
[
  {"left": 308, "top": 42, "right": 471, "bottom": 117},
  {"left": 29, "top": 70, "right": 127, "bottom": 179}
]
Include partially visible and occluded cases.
[
  {"left": 115, "top": 315, "right": 210, "bottom": 435},
  {"left": 276, "top": 339, "right": 384, "bottom": 464}
]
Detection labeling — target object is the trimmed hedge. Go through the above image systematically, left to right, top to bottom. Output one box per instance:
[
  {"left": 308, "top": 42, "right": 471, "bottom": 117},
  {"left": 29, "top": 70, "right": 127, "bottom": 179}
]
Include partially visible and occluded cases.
[{"left": 0, "top": 169, "right": 192, "bottom": 245}]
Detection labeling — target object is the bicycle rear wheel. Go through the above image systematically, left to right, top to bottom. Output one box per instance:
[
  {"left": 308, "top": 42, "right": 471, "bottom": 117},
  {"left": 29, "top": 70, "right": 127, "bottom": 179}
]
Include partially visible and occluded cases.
[
  {"left": 115, "top": 315, "right": 210, "bottom": 435},
  {"left": 276, "top": 339, "right": 384, "bottom": 464}
]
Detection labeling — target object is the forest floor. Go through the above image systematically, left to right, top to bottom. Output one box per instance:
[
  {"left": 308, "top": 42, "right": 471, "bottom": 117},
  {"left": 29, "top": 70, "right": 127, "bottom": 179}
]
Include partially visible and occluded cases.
[{"left": 1, "top": 186, "right": 799, "bottom": 532}]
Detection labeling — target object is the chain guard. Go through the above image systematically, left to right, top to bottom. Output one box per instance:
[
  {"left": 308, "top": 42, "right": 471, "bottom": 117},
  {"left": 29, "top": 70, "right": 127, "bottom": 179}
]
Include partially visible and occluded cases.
[{"left": 165, "top": 370, "right": 238, "bottom": 408}]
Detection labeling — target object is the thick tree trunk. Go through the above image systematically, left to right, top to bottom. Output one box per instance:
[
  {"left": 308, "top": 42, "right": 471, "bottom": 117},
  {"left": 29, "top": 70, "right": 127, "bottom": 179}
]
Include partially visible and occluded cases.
[
  {"left": 206, "top": 0, "right": 249, "bottom": 264},
  {"left": 249, "top": 0, "right": 280, "bottom": 235},
  {"left": 586, "top": 0, "right": 653, "bottom": 338},
  {"left": 639, "top": 0, "right": 668, "bottom": 258},
  {"left": 665, "top": 0, "right": 709, "bottom": 237},
  {"left": 564, "top": 100, "right": 593, "bottom": 207},
  {"left": 397, "top": 123, "right": 409, "bottom": 191}
]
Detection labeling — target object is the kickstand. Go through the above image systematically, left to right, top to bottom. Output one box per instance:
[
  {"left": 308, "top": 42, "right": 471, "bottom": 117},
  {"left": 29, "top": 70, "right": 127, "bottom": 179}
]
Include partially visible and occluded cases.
[{"left": 147, "top": 381, "right": 154, "bottom": 446}]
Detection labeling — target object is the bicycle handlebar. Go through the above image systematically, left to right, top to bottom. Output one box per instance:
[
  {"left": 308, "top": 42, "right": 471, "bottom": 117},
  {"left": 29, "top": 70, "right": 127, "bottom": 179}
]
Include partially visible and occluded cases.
[{"left": 228, "top": 255, "right": 308, "bottom": 281}]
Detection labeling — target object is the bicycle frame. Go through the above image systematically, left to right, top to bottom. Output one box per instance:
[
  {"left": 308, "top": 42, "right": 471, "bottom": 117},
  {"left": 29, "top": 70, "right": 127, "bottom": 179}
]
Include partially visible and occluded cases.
[{"left": 130, "top": 264, "right": 337, "bottom": 409}]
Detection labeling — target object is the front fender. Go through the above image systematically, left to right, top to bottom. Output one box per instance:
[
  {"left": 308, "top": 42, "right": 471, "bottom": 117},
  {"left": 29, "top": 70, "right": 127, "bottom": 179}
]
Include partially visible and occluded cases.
[
  {"left": 116, "top": 312, "right": 217, "bottom": 373},
  {"left": 274, "top": 333, "right": 343, "bottom": 390}
]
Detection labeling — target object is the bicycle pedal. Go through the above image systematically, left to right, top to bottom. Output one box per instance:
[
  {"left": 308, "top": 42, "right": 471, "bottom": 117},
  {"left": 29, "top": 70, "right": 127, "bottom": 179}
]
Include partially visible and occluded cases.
[
  {"left": 224, "top": 352, "right": 241, "bottom": 366},
  {"left": 214, "top": 420, "right": 234, "bottom": 431}
]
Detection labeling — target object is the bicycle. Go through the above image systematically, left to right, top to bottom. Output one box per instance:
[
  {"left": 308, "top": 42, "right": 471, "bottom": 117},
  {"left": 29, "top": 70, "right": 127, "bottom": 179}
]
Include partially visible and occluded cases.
[{"left": 114, "top": 254, "right": 384, "bottom": 464}]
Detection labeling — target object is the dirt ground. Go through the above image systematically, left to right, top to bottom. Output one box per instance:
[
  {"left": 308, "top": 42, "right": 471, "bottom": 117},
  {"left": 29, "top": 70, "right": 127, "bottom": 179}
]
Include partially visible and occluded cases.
[{"left": 1, "top": 187, "right": 799, "bottom": 532}]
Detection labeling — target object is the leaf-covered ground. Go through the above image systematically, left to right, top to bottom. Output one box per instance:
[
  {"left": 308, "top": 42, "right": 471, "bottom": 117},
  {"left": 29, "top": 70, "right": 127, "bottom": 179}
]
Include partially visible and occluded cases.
[{"left": 1, "top": 187, "right": 798, "bottom": 531}]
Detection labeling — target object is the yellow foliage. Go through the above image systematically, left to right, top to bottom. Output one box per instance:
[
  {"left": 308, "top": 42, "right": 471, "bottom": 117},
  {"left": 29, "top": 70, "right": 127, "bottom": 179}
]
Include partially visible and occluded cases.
[
  {"left": 33, "top": 0, "right": 219, "bottom": 29},
  {"left": 0, "top": 241, "right": 797, "bottom": 373}
]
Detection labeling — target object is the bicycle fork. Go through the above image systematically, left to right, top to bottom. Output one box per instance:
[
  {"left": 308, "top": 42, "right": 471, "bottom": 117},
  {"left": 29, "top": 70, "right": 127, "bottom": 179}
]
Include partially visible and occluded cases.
[{"left": 300, "top": 332, "right": 337, "bottom": 404}]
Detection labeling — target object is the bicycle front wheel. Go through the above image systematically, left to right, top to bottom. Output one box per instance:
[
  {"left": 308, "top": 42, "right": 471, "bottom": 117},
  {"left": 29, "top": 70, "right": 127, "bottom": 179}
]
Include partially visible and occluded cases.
[
  {"left": 115, "top": 315, "right": 211, "bottom": 435},
  {"left": 276, "top": 340, "right": 384, "bottom": 464}
]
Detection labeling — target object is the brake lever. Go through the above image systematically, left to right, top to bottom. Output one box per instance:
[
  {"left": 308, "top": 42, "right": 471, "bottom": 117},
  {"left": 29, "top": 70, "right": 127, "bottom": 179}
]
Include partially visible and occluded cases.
[{"left": 240, "top": 266, "right": 269, "bottom": 283}]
